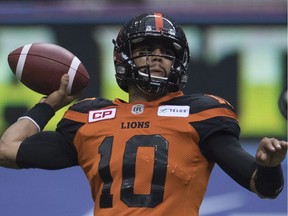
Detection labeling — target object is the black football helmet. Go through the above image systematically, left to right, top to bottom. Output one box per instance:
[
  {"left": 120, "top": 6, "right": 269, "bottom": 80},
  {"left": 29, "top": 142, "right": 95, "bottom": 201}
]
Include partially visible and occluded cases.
[{"left": 113, "top": 12, "right": 190, "bottom": 95}]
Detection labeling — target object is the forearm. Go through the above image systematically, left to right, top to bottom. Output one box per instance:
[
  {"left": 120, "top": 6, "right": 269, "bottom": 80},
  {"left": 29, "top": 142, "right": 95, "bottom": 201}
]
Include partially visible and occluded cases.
[
  {"left": 0, "top": 75, "right": 77, "bottom": 169},
  {"left": 0, "top": 103, "right": 55, "bottom": 168},
  {"left": 0, "top": 118, "right": 38, "bottom": 168},
  {"left": 203, "top": 132, "right": 257, "bottom": 191}
]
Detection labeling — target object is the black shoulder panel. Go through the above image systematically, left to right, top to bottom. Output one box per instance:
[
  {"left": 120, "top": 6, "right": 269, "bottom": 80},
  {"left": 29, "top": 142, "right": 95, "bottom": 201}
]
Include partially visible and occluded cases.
[
  {"left": 162, "top": 93, "right": 235, "bottom": 114},
  {"left": 163, "top": 93, "right": 240, "bottom": 144},
  {"left": 68, "top": 97, "right": 116, "bottom": 113}
]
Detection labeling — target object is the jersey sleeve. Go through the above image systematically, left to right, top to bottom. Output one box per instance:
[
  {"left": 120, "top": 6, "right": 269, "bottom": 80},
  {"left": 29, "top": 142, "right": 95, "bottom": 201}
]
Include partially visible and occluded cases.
[
  {"left": 186, "top": 93, "right": 240, "bottom": 143},
  {"left": 17, "top": 97, "right": 115, "bottom": 170},
  {"left": 56, "top": 97, "right": 115, "bottom": 154},
  {"left": 16, "top": 131, "right": 78, "bottom": 169},
  {"left": 204, "top": 131, "right": 257, "bottom": 190}
]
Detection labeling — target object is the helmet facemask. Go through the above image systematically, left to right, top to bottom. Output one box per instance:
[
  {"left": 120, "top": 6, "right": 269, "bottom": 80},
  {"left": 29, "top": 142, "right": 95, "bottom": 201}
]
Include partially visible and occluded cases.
[{"left": 127, "top": 45, "right": 188, "bottom": 95}]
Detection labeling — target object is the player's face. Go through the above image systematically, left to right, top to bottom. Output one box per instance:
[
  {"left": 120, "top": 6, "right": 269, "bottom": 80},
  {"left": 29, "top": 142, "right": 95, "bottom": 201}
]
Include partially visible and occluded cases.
[{"left": 132, "top": 41, "right": 175, "bottom": 78}]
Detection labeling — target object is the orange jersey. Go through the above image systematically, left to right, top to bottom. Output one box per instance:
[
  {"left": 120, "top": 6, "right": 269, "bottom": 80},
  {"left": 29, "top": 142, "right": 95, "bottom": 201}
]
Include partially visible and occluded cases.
[{"left": 57, "top": 91, "right": 239, "bottom": 216}]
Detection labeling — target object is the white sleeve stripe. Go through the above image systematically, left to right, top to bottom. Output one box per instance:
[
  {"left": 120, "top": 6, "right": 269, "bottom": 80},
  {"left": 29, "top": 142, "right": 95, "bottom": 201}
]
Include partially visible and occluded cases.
[
  {"left": 15, "top": 44, "right": 32, "bottom": 80},
  {"left": 67, "top": 56, "right": 81, "bottom": 94},
  {"left": 18, "top": 116, "right": 41, "bottom": 132}
]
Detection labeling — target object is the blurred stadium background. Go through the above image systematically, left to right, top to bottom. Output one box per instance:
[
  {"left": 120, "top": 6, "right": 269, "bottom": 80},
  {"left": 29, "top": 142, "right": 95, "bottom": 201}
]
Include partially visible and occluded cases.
[{"left": 0, "top": 0, "right": 286, "bottom": 215}]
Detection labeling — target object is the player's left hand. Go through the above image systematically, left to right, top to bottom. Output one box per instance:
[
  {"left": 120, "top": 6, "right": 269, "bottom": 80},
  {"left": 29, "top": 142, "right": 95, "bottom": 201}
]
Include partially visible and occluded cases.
[{"left": 256, "top": 137, "right": 288, "bottom": 167}]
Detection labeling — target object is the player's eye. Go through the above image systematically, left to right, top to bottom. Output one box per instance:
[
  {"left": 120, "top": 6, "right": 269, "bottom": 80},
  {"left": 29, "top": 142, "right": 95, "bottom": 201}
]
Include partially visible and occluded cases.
[
  {"left": 138, "top": 47, "right": 153, "bottom": 55},
  {"left": 162, "top": 48, "right": 175, "bottom": 56}
]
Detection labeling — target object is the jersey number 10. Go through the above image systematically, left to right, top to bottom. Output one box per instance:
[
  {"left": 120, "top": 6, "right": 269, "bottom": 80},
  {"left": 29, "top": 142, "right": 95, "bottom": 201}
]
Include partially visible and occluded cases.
[{"left": 98, "top": 135, "right": 168, "bottom": 208}]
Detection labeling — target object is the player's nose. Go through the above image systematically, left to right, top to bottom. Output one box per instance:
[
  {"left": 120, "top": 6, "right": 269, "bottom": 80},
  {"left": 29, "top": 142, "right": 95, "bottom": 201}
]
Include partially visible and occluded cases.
[
  {"left": 151, "top": 48, "right": 163, "bottom": 61},
  {"left": 152, "top": 48, "right": 162, "bottom": 55}
]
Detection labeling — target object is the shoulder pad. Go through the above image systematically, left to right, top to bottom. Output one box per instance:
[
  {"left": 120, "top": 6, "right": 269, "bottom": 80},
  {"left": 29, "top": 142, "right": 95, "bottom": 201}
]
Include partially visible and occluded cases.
[
  {"left": 165, "top": 93, "right": 235, "bottom": 114},
  {"left": 68, "top": 97, "right": 115, "bottom": 113}
]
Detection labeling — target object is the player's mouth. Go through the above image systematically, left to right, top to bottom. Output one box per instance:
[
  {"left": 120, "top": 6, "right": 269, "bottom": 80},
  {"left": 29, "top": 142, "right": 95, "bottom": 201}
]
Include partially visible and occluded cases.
[{"left": 149, "top": 67, "right": 167, "bottom": 78}]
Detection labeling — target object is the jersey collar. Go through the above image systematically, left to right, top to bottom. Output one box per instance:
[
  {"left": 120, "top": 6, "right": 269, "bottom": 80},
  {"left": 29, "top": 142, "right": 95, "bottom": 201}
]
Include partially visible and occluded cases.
[{"left": 114, "top": 91, "right": 183, "bottom": 106}]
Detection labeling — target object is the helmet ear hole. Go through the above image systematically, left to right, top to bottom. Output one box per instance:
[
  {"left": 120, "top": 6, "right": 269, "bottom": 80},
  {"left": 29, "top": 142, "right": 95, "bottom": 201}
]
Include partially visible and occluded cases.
[
  {"left": 113, "top": 12, "right": 190, "bottom": 94},
  {"left": 116, "top": 65, "right": 126, "bottom": 75},
  {"left": 168, "top": 72, "right": 179, "bottom": 84}
]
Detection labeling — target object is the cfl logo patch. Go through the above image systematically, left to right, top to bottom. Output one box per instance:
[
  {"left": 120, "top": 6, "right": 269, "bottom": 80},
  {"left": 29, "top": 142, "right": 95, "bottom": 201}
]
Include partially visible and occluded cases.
[
  {"left": 131, "top": 104, "right": 144, "bottom": 115},
  {"left": 88, "top": 108, "right": 116, "bottom": 123}
]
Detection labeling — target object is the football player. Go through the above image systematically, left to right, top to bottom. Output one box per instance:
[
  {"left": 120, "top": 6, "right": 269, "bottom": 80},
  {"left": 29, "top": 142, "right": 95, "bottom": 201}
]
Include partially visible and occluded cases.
[{"left": 0, "top": 12, "right": 287, "bottom": 216}]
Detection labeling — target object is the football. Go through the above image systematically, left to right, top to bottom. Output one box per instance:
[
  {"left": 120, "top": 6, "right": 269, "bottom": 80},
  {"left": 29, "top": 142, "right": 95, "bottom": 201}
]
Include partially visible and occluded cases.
[{"left": 7, "top": 43, "right": 90, "bottom": 95}]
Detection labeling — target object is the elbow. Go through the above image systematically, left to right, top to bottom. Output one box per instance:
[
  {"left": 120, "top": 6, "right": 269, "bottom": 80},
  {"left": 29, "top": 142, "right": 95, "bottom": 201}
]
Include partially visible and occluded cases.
[
  {"left": 0, "top": 138, "right": 19, "bottom": 169},
  {"left": 0, "top": 138, "right": 7, "bottom": 164}
]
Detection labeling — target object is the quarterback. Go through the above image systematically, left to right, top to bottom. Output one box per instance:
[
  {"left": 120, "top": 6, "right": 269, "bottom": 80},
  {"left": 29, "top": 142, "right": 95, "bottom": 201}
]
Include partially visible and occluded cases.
[{"left": 0, "top": 12, "right": 287, "bottom": 216}]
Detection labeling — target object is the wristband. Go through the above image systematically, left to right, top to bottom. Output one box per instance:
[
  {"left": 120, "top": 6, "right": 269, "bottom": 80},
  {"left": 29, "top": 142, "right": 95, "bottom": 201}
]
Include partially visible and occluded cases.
[
  {"left": 18, "top": 103, "right": 55, "bottom": 131},
  {"left": 254, "top": 164, "right": 284, "bottom": 198}
]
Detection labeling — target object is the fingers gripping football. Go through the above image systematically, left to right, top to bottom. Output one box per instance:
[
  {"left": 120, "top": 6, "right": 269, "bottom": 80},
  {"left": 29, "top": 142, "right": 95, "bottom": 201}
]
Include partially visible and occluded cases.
[{"left": 41, "top": 74, "right": 80, "bottom": 111}]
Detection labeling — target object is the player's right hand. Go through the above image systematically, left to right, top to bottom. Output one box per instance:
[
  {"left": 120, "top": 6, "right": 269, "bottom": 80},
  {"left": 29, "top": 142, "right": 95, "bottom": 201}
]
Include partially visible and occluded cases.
[{"left": 39, "top": 74, "right": 80, "bottom": 111}]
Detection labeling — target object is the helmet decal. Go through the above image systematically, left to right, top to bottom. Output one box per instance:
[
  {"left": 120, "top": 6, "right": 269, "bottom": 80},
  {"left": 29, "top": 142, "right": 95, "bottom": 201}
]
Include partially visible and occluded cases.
[{"left": 154, "top": 12, "right": 164, "bottom": 31}]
